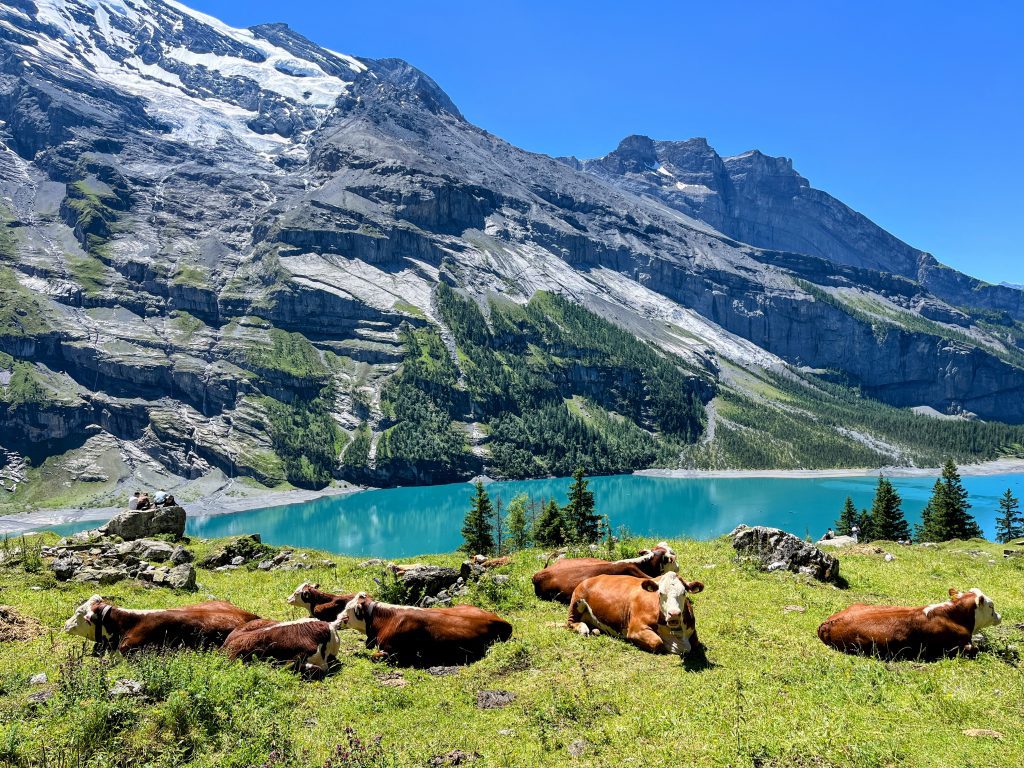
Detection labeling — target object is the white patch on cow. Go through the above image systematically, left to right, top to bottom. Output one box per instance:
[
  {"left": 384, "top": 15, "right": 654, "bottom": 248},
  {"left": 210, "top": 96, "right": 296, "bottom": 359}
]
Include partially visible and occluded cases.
[
  {"left": 618, "top": 542, "right": 679, "bottom": 573},
  {"left": 657, "top": 572, "right": 687, "bottom": 629},
  {"left": 287, "top": 582, "right": 316, "bottom": 609},
  {"left": 969, "top": 588, "right": 1001, "bottom": 630},
  {"left": 340, "top": 593, "right": 370, "bottom": 634},
  {"left": 63, "top": 594, "right": 103, "bottom": 637},
  {"left": 573, "top": 598, "right": 618, "bottom": 637},
  {"left": 922, "top": 600, "right": 950, "bottom": 618},
  {"left": 256, "top": 618, "right": 319, "bottom": 632},
  {"left": 657, "top": 623, "right": 692, "bottom": 656}
]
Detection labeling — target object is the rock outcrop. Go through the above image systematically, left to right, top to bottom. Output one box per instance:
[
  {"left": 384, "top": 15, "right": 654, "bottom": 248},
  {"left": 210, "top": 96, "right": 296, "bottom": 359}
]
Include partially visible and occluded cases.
[
  {"left": 100, "top": 506, "right": 186, "bottom": 541},
  {"left": 731, "top": 525, "right": 840, "bottom": 583},
  {"left": 43, "top": 532, "right": 198, "bottom": 591}
]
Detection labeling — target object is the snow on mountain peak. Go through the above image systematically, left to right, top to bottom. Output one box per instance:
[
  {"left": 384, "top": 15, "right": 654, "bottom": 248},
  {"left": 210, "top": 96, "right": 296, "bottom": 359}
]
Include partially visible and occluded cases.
[{"left": 3, "top": 0, "right": 366, "bottom": 150}]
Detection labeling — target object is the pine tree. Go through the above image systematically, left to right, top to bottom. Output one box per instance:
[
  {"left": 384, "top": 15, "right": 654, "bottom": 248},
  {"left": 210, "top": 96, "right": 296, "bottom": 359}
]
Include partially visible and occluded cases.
[
  {"left": 916, "top": 461, "right": 983, "bottom": 542},
  {"left": 562, "top": 466, "right": 600, "bottom": 543},
  {"left": 867, "top": 475, "right": 910, "bottom": 541},
  {"left": 461, "top": 481, "right": 494, "bottom": 555},
  {"left": 915, "top": 481, "right": 944, "bottom": 542},
  {"left": 994, "top": 489, "right": 1023, "bottom": 543},
  {"left": 505, "top": 493, "right": 531, "bottom": 550},
  {"left": 836, "top": 496, "right": 859, "bottom": 536},
  {"left": 534, "top": 499, "right": 565, "bottom": 547},
  {"left": 858, "top": 508, "right": 874, "bottom": 542}
]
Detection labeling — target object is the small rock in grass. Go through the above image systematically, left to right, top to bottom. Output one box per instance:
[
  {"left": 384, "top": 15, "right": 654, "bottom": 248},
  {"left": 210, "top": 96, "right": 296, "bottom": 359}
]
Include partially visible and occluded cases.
[
  {"left": 884, "top": 553, "right": 895, "bottom": 562},
  {"left": 783, "top": 605, "right": 806, "bottom": 614},
  {"left": 426, "top": 665, "right": 460, "bottom": 677},
  {"left": 29, "top": 672, "right": 47, "bottom": 685},
  {"left": 110, "top": 679, "right": 144, "bottom": 698},
  {"left": 27, "top": 690, "right": 53, "bottom": 705},
  {"left": 476, "top": 690, "right": 515, "bottom": 709},
  {"left": 962, "top": 729, "right": 1003, "bottom": 740},
  {"left": 568, "top": 739, "right": 589, "bottom": 757},
  {"left": 428, "top": 750, "right": 481, "bottom": 766}
]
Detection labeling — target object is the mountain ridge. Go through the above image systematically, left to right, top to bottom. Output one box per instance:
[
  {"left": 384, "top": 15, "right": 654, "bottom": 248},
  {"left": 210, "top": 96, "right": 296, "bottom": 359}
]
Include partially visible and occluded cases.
[{"left": 2, "top": 0, "right": 1024, "bottom": 507}]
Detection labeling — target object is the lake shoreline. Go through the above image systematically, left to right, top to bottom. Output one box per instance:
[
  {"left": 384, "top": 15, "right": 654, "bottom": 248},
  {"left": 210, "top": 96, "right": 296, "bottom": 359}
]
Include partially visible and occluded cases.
[{"left": 3, "top": 457, "right": 1023, "bottom": 535}]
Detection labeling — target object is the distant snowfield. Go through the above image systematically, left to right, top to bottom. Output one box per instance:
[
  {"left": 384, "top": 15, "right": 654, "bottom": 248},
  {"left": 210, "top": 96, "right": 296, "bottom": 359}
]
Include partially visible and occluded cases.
[{"left": 15, "top": 0, "right": 363, "bottom": 149}]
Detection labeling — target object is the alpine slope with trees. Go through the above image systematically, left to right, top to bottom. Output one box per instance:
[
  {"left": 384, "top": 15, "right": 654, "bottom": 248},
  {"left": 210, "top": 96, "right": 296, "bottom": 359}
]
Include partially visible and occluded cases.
[{"left": 4, "top": 0, "right": 1024, "bottom": 510}]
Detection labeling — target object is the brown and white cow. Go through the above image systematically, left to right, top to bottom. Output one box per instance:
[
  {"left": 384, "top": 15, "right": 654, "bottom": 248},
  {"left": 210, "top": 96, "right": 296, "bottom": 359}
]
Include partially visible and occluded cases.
[
  {"left": 532, "top": 541, "right": 679, "bottom": 602},
  {"left": 567, "top": 572, "right": 705, "bottom": 656},
  {"left": 287, "top": 582, "right": 357, "bottom": 622},
  {"left": 817, "top": 587, "right": 1002, "bottom": 659},
  {"left": 339, "top": 593, "right": 513, "bottom": 666},
  {"left": 64, "top": 595, "right": 259, "bottom": 654},
  {"left": 223, "top": 617, "right": 343, "bottom": 676}
]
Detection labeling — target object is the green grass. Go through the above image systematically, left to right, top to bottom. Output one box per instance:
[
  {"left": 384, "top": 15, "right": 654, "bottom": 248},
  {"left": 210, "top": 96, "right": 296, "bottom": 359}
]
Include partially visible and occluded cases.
[
  {"left": 66, "top": 253, "right": 111, "bottom": 296},
  {"left": 172, "top": 265, "right": 210, "bottom": 289},
  {"left": 0, "top": 268, "right": 50, "bottom": 341},
  {"left": 245, "top": 329, "right": 329, "bottom": 381},
  {"left": 0, "top": 534, "right": 1021, "bottom": 766}
]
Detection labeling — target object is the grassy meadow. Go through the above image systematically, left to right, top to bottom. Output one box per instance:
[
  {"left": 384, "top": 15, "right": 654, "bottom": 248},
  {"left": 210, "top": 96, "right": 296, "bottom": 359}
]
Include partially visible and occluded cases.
[{"left": 0, "top": 534, "right": 1021, "bottom": 767}]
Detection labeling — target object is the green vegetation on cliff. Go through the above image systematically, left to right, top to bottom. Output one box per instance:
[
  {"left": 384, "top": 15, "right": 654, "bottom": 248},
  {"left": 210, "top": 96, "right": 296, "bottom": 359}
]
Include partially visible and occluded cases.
[
  {"left": 372, "top": 286, "right": 709, "bottom": 478},
  {"left": 689, "top": 363, "right": 1024, "bottom": 470},
  {"left": 0, "top": 534, "right": 1020, "bottom": 766}
]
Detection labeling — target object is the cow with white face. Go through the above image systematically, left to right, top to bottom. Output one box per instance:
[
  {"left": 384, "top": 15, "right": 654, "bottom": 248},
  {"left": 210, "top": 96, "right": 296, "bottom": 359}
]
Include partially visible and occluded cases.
[
  {"left": 533, "top": 541, "right": 680, "bottom": 603},
  {"left": 567, "top": 572, "right": 705, "bottom": 656},
  {"left": 287, "top": 582, "right": 357, "bottom": 622},
  {"left": 818, "top": 586, "right": 1002, "bottom": 659},
  {"left": 64, "top": 595, "right": 259, "bottom": 653}
]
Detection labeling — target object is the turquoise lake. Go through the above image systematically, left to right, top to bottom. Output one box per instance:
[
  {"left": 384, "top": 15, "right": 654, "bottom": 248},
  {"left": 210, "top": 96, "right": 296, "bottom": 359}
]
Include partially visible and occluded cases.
[{"left": 152, "top": 472, "right": 1024, "bottom": 557}]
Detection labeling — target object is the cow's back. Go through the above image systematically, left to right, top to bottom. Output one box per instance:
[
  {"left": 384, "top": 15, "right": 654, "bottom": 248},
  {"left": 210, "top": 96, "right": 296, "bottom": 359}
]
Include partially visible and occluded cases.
[
  {"left": 533, "top": 559, "right": 648, "bottom": 603},
  {"left": 569, "top": 575, "right": 654, "bottom": 635},
  {"left": 122, "top": 602, "right": 259, "bottom": 651},
  {"left": 817, "top": 604, "right": 970, "bottom": 658},
  {"left": 374, "top": 606, "right": 512, "bottom": 664},
  {"left": 224, "top": 619, "right": 331, "bottom": 663}
]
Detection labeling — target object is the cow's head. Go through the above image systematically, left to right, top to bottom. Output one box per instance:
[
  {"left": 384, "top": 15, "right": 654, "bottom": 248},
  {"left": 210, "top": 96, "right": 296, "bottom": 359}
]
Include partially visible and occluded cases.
[
  {"left": 639, "top": 541, "right": 679, "bottom": 574},
  {"left": 643, "top": 573, "right": 703, "bottom": 632},
  {"left": 287, "top": 582, "right": 321, "bottom": 611},
  {"left": 954, "top": 587, "right": 1002, "bottom": 630},
  {"left": 340, "top": 592, "right": 372, "bottom": 634},
  {"left": 63, "top": 594, "right": 104, "bottom": 637}
]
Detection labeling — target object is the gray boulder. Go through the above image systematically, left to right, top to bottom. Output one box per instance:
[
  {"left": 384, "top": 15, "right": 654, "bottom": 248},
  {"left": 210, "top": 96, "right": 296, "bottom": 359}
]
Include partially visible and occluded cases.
[
  {"left": 100, "top": 506, "right": 186, "bottom": 541},
  {"left": 731, "top": 525, "right": 840, "bottom": 583},
  {"left": 817, "top": 535, "right": 858, "bottom": 548},
  {"left": 116, "top": 539, "right": 175, "bottom": 563},
  {"left": 170, "top": 546, "right": 193, "bottom": 565},
  {"left": 51, "top": 554, "right": 83, "bottom": 581},
  {"left": 167, "top": 564, "right": 197, "bottom": 591},
  {"left": 396, "top": 565, "right": 461, "bottom": 603}
]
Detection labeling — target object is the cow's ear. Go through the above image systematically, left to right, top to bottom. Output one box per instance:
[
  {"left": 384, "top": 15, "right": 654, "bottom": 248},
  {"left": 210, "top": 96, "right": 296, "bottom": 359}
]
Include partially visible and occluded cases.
[
  {"left": 637, "top": 549, "right": 650, "bottom": 557},
  {"left": 641, "top": 579, "right": 659, "bottom": 592},
  {"left": 685, "top": 581, "right": 705, "bottom": 594},
  {"left": 312, "top": 583, "right": 320, "bottom": 590},
  {"left": 948, "top": 587, "right": 961, "bottom": 599}
]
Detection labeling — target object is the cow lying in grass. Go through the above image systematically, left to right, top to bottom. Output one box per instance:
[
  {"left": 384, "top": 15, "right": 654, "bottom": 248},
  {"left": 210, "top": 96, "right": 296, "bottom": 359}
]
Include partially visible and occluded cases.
[
  {"left": 533, "top": 542, "right": 679, "bottom": 603},
  {"left": 567, "top": 572, "right": 705, "bottom": 656},
  {"left": 287, "top": 582, "right": 357, "bottom": 622},
  {"left": 817, "top": 587, "right": 1002, "bottom": 659},
  {"left": 340, "top": 593, "right": 512, "bottom": 666},
  {"left": 64, "top": 596, "right": 259, "bottom": 654},
  {"left": 223, "top": 618, "right": 343, "bottom": 677}
]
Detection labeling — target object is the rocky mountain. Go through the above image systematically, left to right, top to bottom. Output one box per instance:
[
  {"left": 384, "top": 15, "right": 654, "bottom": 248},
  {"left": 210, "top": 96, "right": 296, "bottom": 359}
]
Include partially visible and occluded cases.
[{"left": 2, "top": 0, "right": 1023, "bottom": 507}]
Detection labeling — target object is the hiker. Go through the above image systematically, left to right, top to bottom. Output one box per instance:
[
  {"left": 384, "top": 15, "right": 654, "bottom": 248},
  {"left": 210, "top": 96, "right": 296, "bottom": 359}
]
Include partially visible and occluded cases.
[
  {"left": 128, "top": 491, "right": 141, "bottom": 511},
  {"left": 137, "top": 493, "right": 152, "bottom": 511},
  {"left": 160, "top": 493, "right": 177, "bottom": 507},
  {"left": 851, "top": 525, "right": 860, "bottom": 543},
  {"left": 823, "top": 528, "right": 835, "bottom": 540}
]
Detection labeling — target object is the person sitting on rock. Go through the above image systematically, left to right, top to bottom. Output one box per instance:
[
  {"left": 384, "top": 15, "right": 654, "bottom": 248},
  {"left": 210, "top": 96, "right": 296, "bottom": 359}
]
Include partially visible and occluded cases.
[
  {"left": 154, "top": 491, "right": 167, "bottom": 506},
  {"left": 128, "top": 492, "right": 141, "bottom": 511},
  {"left": 137, "top": 493, "right": 152, "bottom": 511},
  {"left": 161, "top": 494, "right": 177, "bottom": 507},
  {"left": 824, "top": 528, "right": 835, "bottom": 540}
]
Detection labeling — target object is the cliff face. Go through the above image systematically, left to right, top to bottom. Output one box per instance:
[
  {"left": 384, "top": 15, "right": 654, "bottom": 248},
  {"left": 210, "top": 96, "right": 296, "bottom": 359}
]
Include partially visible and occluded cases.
[{"left": 1, "top": 1, "right": 1023, "bottom": 502}]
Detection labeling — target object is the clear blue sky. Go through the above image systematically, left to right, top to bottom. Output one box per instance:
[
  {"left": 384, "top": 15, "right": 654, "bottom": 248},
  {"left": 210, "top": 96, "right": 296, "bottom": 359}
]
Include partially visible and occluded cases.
[{"left": 189, "top": 0, "right": 1023, "bottom": 285}]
